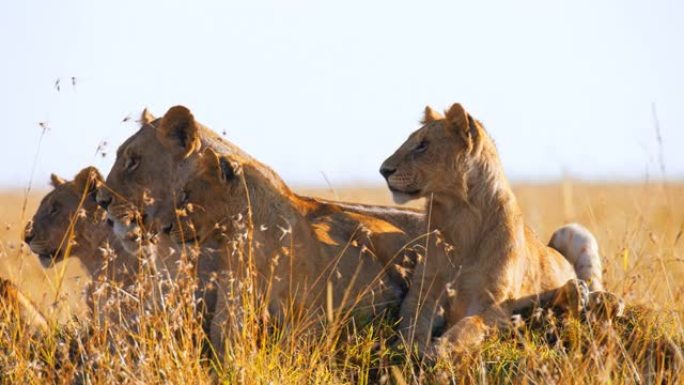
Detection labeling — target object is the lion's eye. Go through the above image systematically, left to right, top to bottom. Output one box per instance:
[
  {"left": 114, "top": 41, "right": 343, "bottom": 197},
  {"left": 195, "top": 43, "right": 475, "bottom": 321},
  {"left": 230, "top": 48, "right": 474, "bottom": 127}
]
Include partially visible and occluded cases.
[
  {"left": 414, "top": 140, "right": 428, "bottom": 154},
  {"left": 124, "top": 156, "right": 140, "bottom": 172},
  {"left": 179, "top": 190, "right": 190, "bottom": 206},
  {"left": 48, "top": 203, "right": 60, "bottom": 216}
]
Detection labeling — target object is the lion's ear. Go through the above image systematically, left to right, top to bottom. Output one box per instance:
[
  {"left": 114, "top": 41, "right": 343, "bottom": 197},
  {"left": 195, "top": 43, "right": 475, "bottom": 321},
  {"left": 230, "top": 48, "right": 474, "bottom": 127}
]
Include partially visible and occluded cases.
[
  {"left": 445, "top": 103, "right": 480, "bottom": 151},
  {"left": 157, "top": 105, "right": 202, "bottom": 159},
  {"left": 421, "top": 106, "right": 443, "bottom": 124},
  {"left": 140, "top": 108, "right": 156, "bottom": 125},
  {"left": 198, "top": 148, "right": 222, "bottom": 180},
  {"left": 200, "top": 149, "right": 239, "bottom": 184},
  {"left": 218, "top": 156, "right": 238, "bottom": 183},
  {"left": 72, "top": 167, "right": 103, "bottom": 198},
  {"left": 50, "top": 174, "right": 65, "bottom": 188}
]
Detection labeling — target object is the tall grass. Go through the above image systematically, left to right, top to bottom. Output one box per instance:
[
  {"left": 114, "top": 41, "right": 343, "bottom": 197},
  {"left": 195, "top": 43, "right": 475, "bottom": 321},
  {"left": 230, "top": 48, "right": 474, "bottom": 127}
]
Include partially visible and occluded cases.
[{"left": 0, "top": 183, "right": 683, "bottom": 384}]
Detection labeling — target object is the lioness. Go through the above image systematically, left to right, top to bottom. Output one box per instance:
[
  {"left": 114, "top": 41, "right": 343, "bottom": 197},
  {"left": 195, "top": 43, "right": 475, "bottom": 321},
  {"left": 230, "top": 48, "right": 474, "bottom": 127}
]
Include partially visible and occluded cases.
[
  {"left": 380, "top": 103, "right": 612, "bottom": 357},
  {"left": 96, "top": 106, "right": 424, "bottom": 263},
  {"left": 95, "top": 107, "right": 426, "bottom": 297},
  {"left": 161, "top": 147, "right": 423, "bottom": 354},
  {"left": 23, "top": 167, "right": 192, "bottom": 325},
  {"left": 24, "top": 168, "right": 131, "bottom": 271},
  {"left": 24, "top": 168, "right": 138, "bottom": 320}
]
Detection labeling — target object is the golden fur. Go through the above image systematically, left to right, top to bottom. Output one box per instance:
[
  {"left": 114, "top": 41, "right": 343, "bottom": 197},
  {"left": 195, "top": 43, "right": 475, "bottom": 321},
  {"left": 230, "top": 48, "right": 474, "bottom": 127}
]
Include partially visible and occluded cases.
[
  {"left": 380, "top": 103, "right": 608, "bottom": 357},
  {"left": 96, "top": 106, "right": 427, "bottom": 354},
  {"left": 97, "top": 107, "right": 425, "bottom": 253},
  {"left": 162, "top": 147, "right": 425, "bottom": 354},
  {"left": 25, "top": 167, "right": 145, "bottom": 322},
  {"left": 25, "top": 167, "right": 125, "bottom": 271},
  {"left": 26, "top": 167, "right": 208, "bottom": 327},
  {"left": 0, "top": 277, "right": 48, "bottom": 332}
]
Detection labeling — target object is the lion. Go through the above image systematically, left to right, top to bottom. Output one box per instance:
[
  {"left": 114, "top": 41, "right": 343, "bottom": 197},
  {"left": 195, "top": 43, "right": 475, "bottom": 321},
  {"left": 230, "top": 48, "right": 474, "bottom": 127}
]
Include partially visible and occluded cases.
[
  {"left": 380, "top": 103, "right": 619, "bottom": 357},
  {"left": 94, "top": 106, "right": 427, "bottom": 354},
  {"left": 96, "top": 107, "right": 425, "bottom": 262},
  {"left": 158, "top": 147, "right": 425, "bottom": 354},
  {"left": 24, "top": 167, "right": 196, "bottom": 326},
  {"left": 24, "top": 167, "right": 140, "bottom": 320},
  {"left": 24, "top": 168, "right": 131, "bottom": 271},
  {"left": 0, "top": 277, "right": 48, "bottom": 332}
]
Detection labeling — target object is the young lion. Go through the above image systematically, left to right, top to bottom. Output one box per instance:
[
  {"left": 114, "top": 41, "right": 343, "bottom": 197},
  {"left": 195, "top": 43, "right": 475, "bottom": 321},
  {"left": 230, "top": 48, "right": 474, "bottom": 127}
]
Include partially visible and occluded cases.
[
  {"left": 380, "top": 103, "right": 612, "bottom": 357},
  {"left": 163, "top": 147, "right": 415, "bottom": 354}
]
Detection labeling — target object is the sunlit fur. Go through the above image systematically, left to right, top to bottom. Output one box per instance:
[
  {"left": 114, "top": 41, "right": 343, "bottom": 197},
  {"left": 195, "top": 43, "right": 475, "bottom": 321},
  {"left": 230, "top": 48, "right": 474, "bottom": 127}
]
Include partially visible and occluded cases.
[
  {"left": 380, "top": 103, "right": 607, "bottom": 357},
  {"left": 96, "top": 106, "right": 428, "bottom": 356},
  {"left": 98, "top": 106, "right": 425, "bottom": 253},
  {"left": 160, "top": 147, "right": 427, "bottom": 355},
  {"left": 25, "top": 167, "right": 122, "bottom": 269},
  {"left": 25, "top": 168, "right": 146, "bottom": 322},
  {"left": 0, "top": 277, "right": 47, "bottom": 332}
]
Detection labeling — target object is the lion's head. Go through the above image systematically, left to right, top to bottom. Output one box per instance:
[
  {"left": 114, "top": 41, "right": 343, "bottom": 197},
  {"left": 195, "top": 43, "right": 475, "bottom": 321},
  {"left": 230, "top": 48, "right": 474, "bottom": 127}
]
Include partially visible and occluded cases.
[
  {"left": 379, "top": 103, "right": 488, "bottom": 204},
  {"left": 95, "top": 106, "right": 202, "bottom": 252},
  {"left": 97, "top": 106, "right": 268, "bottom": 252},
  {"left": 159, "top": 148, "right": 247, "bottom": 246},
  {"left": 24, "top": 167, "right": 104, "bottom": 267}
]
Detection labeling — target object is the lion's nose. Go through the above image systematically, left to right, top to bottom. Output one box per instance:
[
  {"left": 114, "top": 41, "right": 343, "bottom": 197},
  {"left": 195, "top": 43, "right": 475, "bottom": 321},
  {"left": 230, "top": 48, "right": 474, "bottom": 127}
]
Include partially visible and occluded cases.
[
  {"left": 379, "top": 166, "right": 396, "bottom": 179},
  {"left": 96, "top": 192, "right": 112, "bottom": 210},
  {"left": 23, "top": 222, "right": 34, "bottom": 244},
  {"left": 162, "top": 222, "right": 174, "bottom": 234}
]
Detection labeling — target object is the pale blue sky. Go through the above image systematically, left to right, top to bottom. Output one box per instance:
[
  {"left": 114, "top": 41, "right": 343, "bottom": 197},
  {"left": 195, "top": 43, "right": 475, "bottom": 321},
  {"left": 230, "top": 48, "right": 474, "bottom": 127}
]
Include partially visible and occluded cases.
[{"left": 1, "top": 0, "right": 682, "bottom": 189}]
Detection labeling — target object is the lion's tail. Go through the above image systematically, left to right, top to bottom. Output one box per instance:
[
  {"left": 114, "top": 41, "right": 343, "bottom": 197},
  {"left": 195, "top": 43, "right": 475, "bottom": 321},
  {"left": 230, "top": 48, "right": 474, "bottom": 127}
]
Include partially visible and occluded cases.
[{"left": 549, "top": 223, "right": 604, "bottom": 292}]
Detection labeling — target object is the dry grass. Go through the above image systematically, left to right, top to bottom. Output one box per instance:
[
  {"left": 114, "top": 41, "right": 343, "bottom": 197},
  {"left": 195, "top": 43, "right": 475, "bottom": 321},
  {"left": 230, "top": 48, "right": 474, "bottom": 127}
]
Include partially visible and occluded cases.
[{"left": 1, "top": 182, "right": 683, "bottom": 384}]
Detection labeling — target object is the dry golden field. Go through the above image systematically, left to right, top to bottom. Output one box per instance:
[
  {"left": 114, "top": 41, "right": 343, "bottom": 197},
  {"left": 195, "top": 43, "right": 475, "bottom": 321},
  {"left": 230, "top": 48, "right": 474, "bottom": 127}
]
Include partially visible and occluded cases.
[{"left": 1, "top": 181, "right": 683, "bottom": 384}]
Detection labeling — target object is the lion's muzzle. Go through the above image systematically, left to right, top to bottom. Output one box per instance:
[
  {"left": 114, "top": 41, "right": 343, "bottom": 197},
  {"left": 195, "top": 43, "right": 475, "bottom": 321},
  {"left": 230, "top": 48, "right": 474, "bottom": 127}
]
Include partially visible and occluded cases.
[
  {"left": 379, "top": 165, "right": 396, "bottom": 179},
  {"left": 95, "top": 188, "right": 113, "bottom": 210},
  {"left": 23, "top": 221, "right": 34, "bottom": 244}
]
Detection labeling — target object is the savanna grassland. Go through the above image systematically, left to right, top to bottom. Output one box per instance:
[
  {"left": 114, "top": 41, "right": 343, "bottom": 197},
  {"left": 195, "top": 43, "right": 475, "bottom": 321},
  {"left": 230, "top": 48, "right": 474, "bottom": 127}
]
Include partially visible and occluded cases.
[{"left": 0, "top": 182, "right": 683, "bottom": 384}]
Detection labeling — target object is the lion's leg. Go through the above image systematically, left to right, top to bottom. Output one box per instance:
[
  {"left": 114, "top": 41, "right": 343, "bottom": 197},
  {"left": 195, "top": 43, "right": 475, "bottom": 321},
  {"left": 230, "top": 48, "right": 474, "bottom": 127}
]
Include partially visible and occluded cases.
[
  {"left": 396, "top": 237, "right": 453, "bottom": 356},
  {"left": 397, "top": 262, "right": 448, "bottom": 357},
  {"left": 209, "top": 277, "right": 246, "bottom": 363},
  {"left": 431, "top": 277, "right": 603, "bottom": 359},
  {"left": 545, "top": 278, "right": 624, "bottom": 320},
  {"left": 548, "top": 278, "right": 590, "bottom": 316},
  {"left": 209, "top": 284, "right": 230, "bottom": 362},
  {"left": 587, "top": 290, "right": 625, "bottom": 319},
  {"left": 431, "top": 306, "right": 508, "bottom": 359}
]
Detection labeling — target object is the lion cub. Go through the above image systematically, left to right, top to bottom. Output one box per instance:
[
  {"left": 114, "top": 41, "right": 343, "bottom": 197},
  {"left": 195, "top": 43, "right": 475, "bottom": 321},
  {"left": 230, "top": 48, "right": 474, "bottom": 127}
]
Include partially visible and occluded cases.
[{"left": 380, "top": 103, "right": 617, "bottom": 357}]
